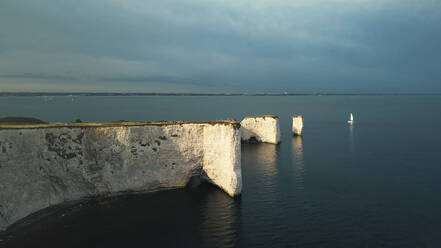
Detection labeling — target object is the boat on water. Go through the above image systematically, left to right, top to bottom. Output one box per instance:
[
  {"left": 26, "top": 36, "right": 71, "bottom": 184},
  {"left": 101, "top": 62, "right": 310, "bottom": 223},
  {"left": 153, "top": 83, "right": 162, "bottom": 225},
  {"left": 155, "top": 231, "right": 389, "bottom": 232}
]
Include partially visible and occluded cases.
[{"left": 348, "top": 113, "right": 354, "bottom": 124}]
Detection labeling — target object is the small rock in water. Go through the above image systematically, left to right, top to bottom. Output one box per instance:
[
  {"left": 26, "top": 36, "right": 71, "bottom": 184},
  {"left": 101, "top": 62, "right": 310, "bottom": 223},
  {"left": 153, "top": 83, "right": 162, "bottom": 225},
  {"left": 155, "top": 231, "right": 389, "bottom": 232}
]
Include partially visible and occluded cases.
[{"left": 292, "top": 115, "right": 303, "bottom": 136}]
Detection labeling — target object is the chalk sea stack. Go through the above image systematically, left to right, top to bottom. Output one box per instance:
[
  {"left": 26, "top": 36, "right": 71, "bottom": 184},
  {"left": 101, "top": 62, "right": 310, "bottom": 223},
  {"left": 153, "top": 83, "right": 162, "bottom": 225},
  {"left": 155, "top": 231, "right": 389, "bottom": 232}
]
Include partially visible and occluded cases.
[{"left": 240, "top": 115, "right": 281, "bottom": 144}]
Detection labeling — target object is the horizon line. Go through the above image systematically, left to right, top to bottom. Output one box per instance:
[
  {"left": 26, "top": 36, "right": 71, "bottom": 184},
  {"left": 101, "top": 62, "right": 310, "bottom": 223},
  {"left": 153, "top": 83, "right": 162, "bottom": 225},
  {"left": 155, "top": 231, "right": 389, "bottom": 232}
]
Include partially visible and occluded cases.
[{"left": 1, "top": 92, "right": 441, "bottom": 96}]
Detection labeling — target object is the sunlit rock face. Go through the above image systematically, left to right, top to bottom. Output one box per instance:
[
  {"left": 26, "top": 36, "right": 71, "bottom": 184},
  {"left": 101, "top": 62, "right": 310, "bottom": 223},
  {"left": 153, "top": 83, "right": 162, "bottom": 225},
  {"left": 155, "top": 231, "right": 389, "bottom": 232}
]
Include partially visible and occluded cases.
[
  {"left": 292, "top": 115, "right": 303, "bottom": 136},
  {"left": 240, "top": 116, "right": 281, "bottom": 144},
  {"left": 0, "top": 121, "right": 241, "bottom": 231},
  {"left": 203, "top": 124, "right": 242, "bottom": 197}
]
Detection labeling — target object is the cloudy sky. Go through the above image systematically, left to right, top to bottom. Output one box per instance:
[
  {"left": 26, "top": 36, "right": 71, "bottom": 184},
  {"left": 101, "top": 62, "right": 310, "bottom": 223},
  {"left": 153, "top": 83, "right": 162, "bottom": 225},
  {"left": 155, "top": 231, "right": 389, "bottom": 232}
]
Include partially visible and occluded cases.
[{"left": 1, "top": 0, "right": 440, "bottom": 93}]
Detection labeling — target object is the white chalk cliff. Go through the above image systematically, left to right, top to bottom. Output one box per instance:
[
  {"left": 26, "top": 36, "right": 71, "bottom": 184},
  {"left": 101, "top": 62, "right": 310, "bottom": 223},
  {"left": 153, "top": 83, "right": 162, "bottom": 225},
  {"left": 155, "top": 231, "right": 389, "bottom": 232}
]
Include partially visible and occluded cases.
[
  {"left": 240, "top": 115, "right": 281, "bottom": 144},
  {"left": 292, "top": 115, "right": 303, "bottom": 136},
  {"left": 0, "top": 121, "right": 242, "bottom": 231}
]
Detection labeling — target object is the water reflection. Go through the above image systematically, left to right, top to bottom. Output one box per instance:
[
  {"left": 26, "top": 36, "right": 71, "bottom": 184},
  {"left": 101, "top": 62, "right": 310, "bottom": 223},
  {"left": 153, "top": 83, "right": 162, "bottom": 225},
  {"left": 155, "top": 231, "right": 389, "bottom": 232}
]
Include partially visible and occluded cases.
[
  {"left": 349, "top": 123, "right": 354, "bottom": 152},
  {"left": 291, "top": 136, "right": 305, "bottom": 192},
  {"left": 240, "top": 143, "right": 283, "bottom": 247},
  {"left": 242, "top": 143, "right": 278, "bottom": 191},
  {"left": 253, "top": 143, "right": 277, "bottom": 167},
  {"left": 199, "top": 188, "right": 240, "bottom": 248}
]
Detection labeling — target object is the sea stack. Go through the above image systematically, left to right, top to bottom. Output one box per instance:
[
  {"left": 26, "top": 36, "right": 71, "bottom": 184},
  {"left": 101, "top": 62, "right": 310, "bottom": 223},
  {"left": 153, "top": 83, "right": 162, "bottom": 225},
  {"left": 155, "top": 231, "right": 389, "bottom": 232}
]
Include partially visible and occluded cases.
[
  {"left": 240, "top": 115, "right": 281, "bottom": 144},
  {"left": 292, "top": 115, "right": 303, "bottom": 136}
]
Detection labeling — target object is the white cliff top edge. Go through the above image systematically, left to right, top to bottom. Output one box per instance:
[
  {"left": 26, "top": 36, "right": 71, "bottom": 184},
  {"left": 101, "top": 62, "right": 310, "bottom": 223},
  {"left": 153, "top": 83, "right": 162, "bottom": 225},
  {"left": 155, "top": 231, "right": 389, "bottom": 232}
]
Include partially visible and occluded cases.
[
  {"left": 242, "top": 115, "right": 279, "bottom": 120},
  {"left": 0, "top": 119, "right": 241, "bottom": 130}
]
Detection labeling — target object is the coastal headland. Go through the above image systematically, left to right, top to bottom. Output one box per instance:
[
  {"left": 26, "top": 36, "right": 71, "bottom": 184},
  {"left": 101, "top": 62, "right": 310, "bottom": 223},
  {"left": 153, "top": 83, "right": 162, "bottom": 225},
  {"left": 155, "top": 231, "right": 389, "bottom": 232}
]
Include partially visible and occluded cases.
[{"left": 0, "top": 118, "right": 242, "bottom": 231}]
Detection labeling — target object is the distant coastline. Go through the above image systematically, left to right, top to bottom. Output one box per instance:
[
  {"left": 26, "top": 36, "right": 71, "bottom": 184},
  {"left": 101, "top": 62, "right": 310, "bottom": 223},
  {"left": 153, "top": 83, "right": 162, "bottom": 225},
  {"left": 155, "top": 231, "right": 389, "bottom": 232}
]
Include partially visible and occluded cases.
[{"left": 0, "top": 92, "right": 440, "bottom": 97}]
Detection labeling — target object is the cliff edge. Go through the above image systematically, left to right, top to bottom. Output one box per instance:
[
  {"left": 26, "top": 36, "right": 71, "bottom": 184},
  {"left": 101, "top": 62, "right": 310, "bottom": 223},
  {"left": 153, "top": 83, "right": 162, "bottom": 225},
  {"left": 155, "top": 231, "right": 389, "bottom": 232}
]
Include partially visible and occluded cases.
[{"left": 0, "top": 120, "right": 242, "bottom": 231}]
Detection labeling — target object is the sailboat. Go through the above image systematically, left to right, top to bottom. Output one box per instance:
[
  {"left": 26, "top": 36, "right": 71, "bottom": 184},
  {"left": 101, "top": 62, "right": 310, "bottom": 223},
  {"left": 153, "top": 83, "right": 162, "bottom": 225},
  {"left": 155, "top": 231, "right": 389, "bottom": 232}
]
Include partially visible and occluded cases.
[{"left": 348, "top": 113, "right": 354, "bottom": 124}]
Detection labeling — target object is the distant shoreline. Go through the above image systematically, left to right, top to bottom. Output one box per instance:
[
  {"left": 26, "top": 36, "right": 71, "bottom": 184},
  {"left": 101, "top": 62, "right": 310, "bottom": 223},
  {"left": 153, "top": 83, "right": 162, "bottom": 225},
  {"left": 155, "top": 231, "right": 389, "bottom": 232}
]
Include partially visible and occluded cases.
[{"left": 0, "top": 92, "right": 440, "bottom": 97}]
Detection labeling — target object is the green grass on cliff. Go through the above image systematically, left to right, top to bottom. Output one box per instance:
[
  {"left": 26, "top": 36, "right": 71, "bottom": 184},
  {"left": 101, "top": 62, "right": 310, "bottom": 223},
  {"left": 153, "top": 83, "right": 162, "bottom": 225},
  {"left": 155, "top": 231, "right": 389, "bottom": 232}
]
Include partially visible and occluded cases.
[{"left": 0, "top": 117, "right": 240, "bottom": 129}]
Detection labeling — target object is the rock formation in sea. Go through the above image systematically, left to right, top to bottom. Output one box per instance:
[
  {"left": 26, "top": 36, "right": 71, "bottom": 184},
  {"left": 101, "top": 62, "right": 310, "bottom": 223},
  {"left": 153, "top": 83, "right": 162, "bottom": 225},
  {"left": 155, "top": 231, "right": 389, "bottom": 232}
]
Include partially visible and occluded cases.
[
  {"left": 240, "top": 115, "right": 281, "bottom": 144},
  {"left": 292, "top": 115, "right": 303, "bottom": 136}
]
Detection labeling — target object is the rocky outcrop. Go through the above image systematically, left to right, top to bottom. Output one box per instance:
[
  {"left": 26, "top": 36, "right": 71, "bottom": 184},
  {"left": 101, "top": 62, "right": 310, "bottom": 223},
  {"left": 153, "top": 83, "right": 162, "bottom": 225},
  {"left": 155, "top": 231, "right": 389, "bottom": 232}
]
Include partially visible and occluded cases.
[
  {"left": 240, "top": 115, "right": 280, "bottom": 144},
  {"left": 292, "top": 115, "right": 303, "bottom": 136},
  {"left": 0, "top": 121, "right": 241, "bottom": 231}
]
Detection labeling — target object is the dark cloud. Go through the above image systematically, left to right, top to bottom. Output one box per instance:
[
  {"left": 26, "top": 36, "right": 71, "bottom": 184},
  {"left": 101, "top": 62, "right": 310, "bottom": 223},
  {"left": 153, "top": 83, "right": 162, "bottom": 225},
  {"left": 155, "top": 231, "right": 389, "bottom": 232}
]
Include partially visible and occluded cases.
[
  {"left": 0, "top": 0, "right": 440, "bottom": 93},
  {"left": 0, "top": 73, "right": 77, "bottom": 81}
]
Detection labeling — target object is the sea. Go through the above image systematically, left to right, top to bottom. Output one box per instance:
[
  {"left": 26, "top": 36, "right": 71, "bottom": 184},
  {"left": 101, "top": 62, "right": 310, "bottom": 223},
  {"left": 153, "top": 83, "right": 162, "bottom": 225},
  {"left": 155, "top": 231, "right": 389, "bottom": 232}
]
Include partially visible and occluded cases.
[{"left": 1, "top": 94, "right": 440, "bottom": 247}]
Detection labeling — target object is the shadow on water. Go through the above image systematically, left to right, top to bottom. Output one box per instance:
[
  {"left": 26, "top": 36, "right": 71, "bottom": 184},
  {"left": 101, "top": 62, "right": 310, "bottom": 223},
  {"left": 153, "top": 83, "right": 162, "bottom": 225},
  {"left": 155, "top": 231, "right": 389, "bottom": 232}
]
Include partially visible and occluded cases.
[{"left": 0, "top": 184, "right": 241, "bottom": 248}]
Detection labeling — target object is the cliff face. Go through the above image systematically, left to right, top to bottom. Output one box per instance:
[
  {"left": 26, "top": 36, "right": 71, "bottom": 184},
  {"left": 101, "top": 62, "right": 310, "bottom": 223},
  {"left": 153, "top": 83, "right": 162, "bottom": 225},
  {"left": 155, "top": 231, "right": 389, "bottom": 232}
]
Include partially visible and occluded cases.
[
  {"left": 292, "top": 115, "right": 303, "bottom": 136},
  {"left": 240, "top": 116, "right": 281, "bottom": 144},
  {"left": 0, "top": 122, "right": 241, "bottom": 231}
]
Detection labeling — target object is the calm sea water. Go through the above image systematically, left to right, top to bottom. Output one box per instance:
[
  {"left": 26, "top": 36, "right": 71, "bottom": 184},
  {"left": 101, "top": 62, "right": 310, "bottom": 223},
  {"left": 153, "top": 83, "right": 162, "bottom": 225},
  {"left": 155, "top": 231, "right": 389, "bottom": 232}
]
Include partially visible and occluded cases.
[{"left": 1, "top": 95, "right": 441, "bottom": 247}]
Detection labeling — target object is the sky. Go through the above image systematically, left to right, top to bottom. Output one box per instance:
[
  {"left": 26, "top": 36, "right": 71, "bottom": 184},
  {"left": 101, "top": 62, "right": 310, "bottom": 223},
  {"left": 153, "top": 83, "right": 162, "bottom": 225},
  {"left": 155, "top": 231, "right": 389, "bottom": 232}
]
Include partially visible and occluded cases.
[{"left": 1, "top": 0, "right": 440, "bottom": 93}]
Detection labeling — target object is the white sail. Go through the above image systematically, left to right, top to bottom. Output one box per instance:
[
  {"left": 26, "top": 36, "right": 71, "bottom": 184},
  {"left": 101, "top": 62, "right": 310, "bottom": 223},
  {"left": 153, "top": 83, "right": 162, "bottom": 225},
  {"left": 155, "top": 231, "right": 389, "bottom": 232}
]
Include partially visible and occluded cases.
[{"left": 348, "top": 113, "right": 354, "bottom": 123}]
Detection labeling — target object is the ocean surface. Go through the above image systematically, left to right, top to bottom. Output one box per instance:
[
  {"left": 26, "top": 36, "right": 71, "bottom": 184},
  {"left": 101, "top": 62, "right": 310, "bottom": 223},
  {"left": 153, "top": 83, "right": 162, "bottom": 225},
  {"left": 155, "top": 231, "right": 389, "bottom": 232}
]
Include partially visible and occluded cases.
[{"left": 1, "top": 95, "right": 441, "bottom": 247}]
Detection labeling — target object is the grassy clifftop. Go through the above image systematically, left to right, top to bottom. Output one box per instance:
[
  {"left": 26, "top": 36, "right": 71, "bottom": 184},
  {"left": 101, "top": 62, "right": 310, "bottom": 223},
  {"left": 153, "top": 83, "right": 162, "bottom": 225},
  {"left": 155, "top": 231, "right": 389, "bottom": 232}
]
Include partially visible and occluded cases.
[
  {"left": 242, "top": 115, "right": 278, "bottom": 119},
  {"left": 0, "top": 117, "right": 240, "bottom": 129}
]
